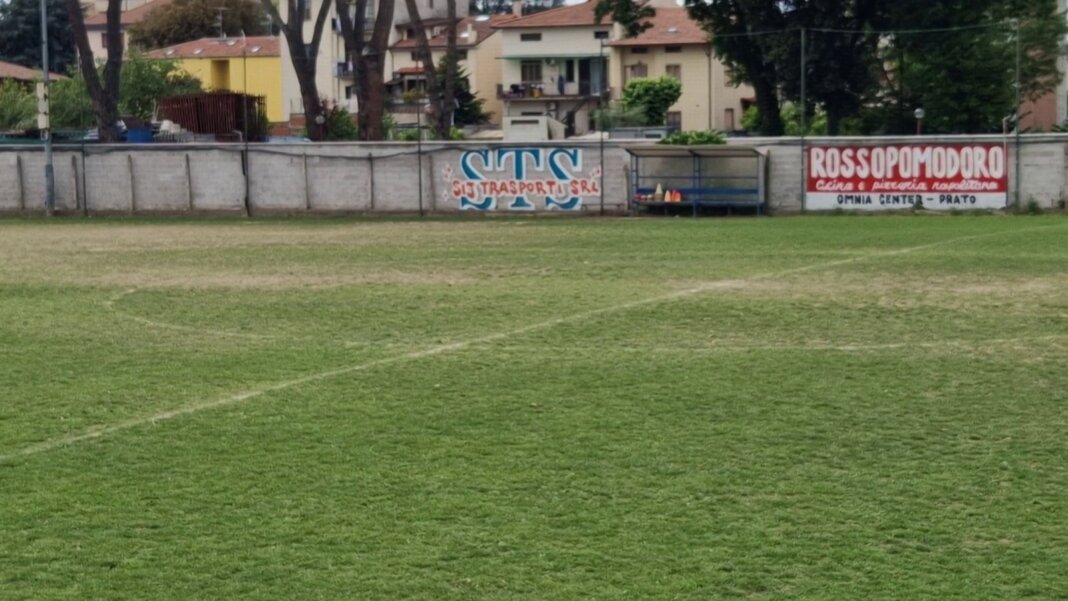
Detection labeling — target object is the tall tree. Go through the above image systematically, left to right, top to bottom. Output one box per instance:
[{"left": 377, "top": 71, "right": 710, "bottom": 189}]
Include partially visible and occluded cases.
[
  {"left": 0, "top": 0, "right": 76, "bottom": 74},
  {"left": 64, "top": 0, "right": 123, "bottom": 141},
  {"left": 129, "top": 0, "right": 269, "bottom": 50},
  {"left": 259, "top": 0, "right": 331, "bottom": 140},
  {"left": 336, "top": 0, "right": 396, "bottom": 141},
  {"left": 402, "top": 0, "right": 460, "bottom": 138},
  {"left": 593, "top": 0, "right": 652, "bottom": 38},
  {"left": 684, "top": 0, "right": 788, "bottom": 136},
  {"left": 871, "top": 0, "right": 1066, "bottom": 134},
  {"left": 777, "top": 1, "right": 882, "bottom": 135}
]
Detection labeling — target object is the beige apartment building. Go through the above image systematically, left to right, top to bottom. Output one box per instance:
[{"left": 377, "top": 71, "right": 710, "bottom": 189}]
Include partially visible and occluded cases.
[
  {"left": 83, "top": 0, "right": 175, "bottom": 58},
  {"left": 277, "top": 0, "right": 466, "bottom": 122},
  {"left": 491, "top": 1, "right": 753, "bottom": 138},
  {"left": 493, "top": 2, "right": 612, "bottom": 136},
  {"left": 607, "top": 7, "right": 753, "bottom": 133},
  {"left": 388, "top": 14, "right": 517, "bottom": 126}
]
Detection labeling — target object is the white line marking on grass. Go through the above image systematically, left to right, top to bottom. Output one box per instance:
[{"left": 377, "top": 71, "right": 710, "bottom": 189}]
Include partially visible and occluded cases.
[
  {"left": 4, "top": 223, "right": 1065, "bottom": 463},
  {"left": 104, "top": 289, "right": 280, "bottom": 340},
  {"left": 483, "top": 334, "right": 1068, "bottom": 355}
]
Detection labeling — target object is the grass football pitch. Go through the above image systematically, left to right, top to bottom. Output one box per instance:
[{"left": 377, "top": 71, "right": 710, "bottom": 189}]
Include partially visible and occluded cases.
[{"left": 2, "top": 215, "right": 1067, "bottom": 600}]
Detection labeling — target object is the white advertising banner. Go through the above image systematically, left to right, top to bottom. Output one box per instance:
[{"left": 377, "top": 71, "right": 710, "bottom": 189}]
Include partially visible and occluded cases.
[{"left": 806, "top": 143, "right": 1009, "bottom": 211}]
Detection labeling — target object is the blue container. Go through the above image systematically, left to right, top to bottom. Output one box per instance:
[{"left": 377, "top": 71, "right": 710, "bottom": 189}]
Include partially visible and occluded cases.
[{"left": 127, "top": 127, "right": 154, "bottom": 143}]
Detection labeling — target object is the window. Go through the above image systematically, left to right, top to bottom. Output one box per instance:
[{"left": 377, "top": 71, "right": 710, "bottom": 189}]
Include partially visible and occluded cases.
[
  {"left": 303, "top": 1, "right": 312, "bottom": 20},
  {"left": 594, "top": 30, "right": 609, "bottom": 40},
  {"left": 101, "top": 32, "right": 125, "bottom": 49},
  {"left": 520, "top": 33, "right": 542, "bottom": 42},
  {"left": 665, "top": 45, "right": 682, "bottom": 53},
  {"left": 630, "top": 47, "right": 648, "bottom": 54},
  {"left": 457, "top": 50, "right": 468, "bottom": 60},
  {"left": 411, "top": 51, "right": 420, "bottom": 61},
  {"left": 565, "top": 59, "right": 575, "bottom": 82},
  {"left": 520, "top": 60, "right": 542, "bottom": 83},
  {"left": 624, "top": 62, "right": 647, "bottom": 84},
  {"left": 665, "top": 64, "right": 681, "bottom": 80},
  {"left": 345, "top": 85, "right": 355, "bottom": 99},
  {"left": 724, "top": 108, "right": 735, "bottom": 131},
  {"left": 666, "top": 111, "right": 682, "bottom": 129}
]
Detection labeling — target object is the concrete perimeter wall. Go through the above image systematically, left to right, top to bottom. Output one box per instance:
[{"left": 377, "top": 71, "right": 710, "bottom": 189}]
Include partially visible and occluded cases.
[{"left": 1, "top": 135, "right": 1066, "bottom": 215}]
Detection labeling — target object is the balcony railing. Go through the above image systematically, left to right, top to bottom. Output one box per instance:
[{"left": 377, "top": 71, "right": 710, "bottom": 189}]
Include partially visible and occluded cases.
[
  {"left": 334, "top": 62, "right": 354, "bottom": 78},
  {"left": 497, "top": 82, "right": 609, "bottom": 100}
]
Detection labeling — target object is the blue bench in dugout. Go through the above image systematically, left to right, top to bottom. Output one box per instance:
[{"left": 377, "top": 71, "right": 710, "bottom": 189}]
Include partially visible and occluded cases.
[{"left": 624, "top": 145, "right": 768, "bottom": 216}]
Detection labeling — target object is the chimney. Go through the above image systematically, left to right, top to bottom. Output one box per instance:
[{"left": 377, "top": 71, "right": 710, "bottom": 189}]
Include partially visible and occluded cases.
[
  {"left": 512, "top": 0, "right": 523, "bottom": 17},
  {"left": 465, "top": 22, "right": 477, "bottom": 44}
]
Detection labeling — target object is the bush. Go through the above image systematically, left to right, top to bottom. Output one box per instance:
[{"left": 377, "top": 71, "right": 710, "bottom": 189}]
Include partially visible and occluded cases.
[
  {"left": 120, "top": 53, "right": 202, "bottom": 120},
  {"left": 49, "top": 75, "right": 94, "bottom": 129},
  {"left": 621, "top": 77, "right": 682, "bottom": 126},
  {"left": 0, "top": 80, "right": 34, "bottom": 131},
  {"left": 593, "top": 102, "right": 646, "bottom": 130},
  {"left": 323, "top": 106, "right": 359, "bottom": 141},
  {"left": 657, "top": 130, "right": 727, "bottom": 145}
]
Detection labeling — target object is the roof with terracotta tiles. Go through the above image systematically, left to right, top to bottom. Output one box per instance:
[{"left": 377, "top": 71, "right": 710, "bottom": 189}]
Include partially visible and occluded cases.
[
  {"left": 85, "top": 0, "right": 177, "bottom": 27},
  {"left": 493, "top": 1, "right": 606, "bottom": 29},
  {"left": 607, "top": 8, "right": 708, "bottom": 46},
  {"left": 392, "top": 14, "right": 519, "bottom": 49},
  {"left": 143, "top": 36, "right": 280, "bottom": 59},
  {"left": 0, "top": 59, "right": 66, "bottom": 81}
]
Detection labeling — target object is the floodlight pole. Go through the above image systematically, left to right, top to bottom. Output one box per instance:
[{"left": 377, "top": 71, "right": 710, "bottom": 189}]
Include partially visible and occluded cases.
[
  {"left": 40, "top": 0, "right": 55, "bottom": 215},
  {"left": 1014, "top": 19, "right": 1021, "bottom": 209},
  {"left": 799, "top": 28, "right": 806, "bottom": 212},
  {"left": 599, "top": 38, "right": 606, "bottom": 216},
  {"left": 417, "top": 102, "right": 424, "bottom": 216}
]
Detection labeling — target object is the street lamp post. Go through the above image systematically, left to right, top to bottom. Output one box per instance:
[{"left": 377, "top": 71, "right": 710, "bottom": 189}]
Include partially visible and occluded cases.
[
  {"left": 39, "top": 0, "right": 55, "bottom": 214},
  {"left": 914, "top": 107, "right": 925, "bottom": 136}
]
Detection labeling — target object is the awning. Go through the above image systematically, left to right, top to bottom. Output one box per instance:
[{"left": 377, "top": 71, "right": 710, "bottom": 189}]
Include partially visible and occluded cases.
[{"left": 623, "top": 144, "right": 766, "bottom": 159}]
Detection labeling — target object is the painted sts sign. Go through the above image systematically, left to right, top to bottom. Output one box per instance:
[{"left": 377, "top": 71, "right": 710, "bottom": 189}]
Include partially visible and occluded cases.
[{"left": 443, "top": 147, "right": 602, "bottom": 211}]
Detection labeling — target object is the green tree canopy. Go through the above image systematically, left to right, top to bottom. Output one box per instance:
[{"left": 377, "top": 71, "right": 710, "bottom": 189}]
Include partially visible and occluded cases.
[
  {"left": 0, "top": 0, "right": 76, "bottom": 73},
  {"left": 129, "top": 0, "right": 269, "bottom": 50},
  {"left": 600, "top": 0, "right": 1067, "bottom": 135},
  {"left": 867, "top": 0, "right": 1066, "bottom": 134},
  {"left": 47, "top": 53, "right": 203, "bottom": 128},
  {"left": 120, "top": 53, "right": 203, "bottom": 119},
  {"left": 434, "top": 64, "right": 491, "bottom": 126},
  {"left": 621, "top": 76, "right": 682, "bottom": 126},
  {"left": 0, "top": 80, "right": 36, "bottom": 131}
]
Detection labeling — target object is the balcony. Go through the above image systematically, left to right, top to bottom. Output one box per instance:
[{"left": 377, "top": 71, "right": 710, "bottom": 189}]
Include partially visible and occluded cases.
[
  {"left": 334, "top": 61, "right": 354, "bottom": 78},
  {"left": 497, "top": 82, "right": 609, "bottom": 101}
]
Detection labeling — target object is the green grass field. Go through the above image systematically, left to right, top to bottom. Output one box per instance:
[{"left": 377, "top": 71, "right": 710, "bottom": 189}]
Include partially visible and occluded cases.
[{"left": 2, "top": 215, "right": 1067, "bottom": 600}]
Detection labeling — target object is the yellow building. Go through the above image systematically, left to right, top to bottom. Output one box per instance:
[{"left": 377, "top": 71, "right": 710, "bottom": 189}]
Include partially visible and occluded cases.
[{"left": 145, "top": 36, "right": 285, "bottom": 123}]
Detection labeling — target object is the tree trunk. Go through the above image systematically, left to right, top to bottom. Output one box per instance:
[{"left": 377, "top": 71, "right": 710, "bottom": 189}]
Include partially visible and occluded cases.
[
  {"left": 64, "top": 0, "right": 121, "bottom": 141},
  {"left": 259, "top": 0, "right": 330, "bottom": 141},
  {"left": 342, "top": 0, "right": 394, "bottom": 141},
  {"left": 403, "top": 0, "right": 444, "bottom": 137},
  {"left": 441, "top": 0, "right": 458, "bottom": 137},
  {"left": 359, "top": 60, "right": 388, "bottom": 140},
  {"left": 751, "top": 74, "right": 783, "bottom": 136},
  {"left": 826, "top": 107, "right": 842, "bottom": 136}
]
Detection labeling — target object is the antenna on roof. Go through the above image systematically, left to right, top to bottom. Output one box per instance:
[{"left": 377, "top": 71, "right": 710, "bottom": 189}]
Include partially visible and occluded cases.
[{"left": 215, "top": 7, "right": 228, "bottom": 39}]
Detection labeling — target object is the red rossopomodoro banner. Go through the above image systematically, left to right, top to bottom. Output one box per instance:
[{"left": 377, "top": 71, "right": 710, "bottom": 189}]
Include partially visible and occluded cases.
[{"left": 806, "top": 143, "right": 1008, "bottom": 211}]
